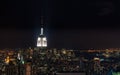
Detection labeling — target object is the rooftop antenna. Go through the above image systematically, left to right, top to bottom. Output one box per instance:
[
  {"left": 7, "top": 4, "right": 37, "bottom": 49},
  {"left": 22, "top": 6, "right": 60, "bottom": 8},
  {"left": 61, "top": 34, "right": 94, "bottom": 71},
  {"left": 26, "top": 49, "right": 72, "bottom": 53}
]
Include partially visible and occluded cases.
[
  {"left": 40, "top": 0, "right": 44, "bottom": 35},
  {"left": 40, "top": 16, "right": 44, "bottom": 35}
]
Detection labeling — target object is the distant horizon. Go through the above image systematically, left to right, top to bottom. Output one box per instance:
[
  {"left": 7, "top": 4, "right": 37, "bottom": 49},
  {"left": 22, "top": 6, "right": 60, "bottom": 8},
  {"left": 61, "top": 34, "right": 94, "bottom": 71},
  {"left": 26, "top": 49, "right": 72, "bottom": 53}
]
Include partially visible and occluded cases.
[{"left": 0, "top": 47, "right": 120, "bottom": 50}]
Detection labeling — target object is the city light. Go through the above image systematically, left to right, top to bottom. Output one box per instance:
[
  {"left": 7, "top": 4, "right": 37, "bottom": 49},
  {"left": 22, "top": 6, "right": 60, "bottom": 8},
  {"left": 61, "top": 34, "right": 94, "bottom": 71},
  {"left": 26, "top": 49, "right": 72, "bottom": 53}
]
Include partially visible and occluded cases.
[
  {"left": 37, "top": 37, "right": 47, "bottom": 47},
  {"left": 38, "top": 37, "right": 41, "bottom": 41},
  {"left": 5, "top": 56, "right": 10, "bottom": 64}
]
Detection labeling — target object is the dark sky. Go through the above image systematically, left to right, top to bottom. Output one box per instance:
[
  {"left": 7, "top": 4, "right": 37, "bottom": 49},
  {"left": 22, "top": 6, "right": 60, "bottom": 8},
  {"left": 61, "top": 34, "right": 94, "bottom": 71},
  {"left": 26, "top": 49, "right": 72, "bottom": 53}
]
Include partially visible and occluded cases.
[{"left": 0, "top": 0, "right": 120, "bottom": 49}]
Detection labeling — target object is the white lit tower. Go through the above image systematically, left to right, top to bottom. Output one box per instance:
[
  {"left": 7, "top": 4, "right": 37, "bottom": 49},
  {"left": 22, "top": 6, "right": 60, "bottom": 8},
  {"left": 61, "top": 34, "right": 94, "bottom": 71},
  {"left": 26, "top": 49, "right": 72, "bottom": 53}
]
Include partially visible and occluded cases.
[{"left": 37, "top": 17, "right": 47, "bottom": 48}]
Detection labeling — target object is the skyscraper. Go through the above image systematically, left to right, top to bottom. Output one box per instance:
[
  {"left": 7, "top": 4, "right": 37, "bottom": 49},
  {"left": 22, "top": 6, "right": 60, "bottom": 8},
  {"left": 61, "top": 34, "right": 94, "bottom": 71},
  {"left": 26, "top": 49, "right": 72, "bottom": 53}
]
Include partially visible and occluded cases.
[{"left": 37, "top": 17, "right": 47, "bottom": 48}]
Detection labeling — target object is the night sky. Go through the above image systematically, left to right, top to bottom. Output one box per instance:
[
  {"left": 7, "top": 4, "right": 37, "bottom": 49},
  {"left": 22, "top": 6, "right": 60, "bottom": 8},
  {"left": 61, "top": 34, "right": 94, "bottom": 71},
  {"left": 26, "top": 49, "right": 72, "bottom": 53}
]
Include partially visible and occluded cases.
[{"left": 0, "top": 0, "right": 120, "bottom": 49}]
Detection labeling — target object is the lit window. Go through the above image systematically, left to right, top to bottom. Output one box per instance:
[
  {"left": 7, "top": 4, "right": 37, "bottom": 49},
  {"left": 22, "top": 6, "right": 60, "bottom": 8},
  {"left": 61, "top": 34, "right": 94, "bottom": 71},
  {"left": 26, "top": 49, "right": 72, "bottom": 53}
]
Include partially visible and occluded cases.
[
  {"left": 38, "top": 37, "right": 41, "bottom": 41},
  {"left": 43, "top": 37, "right": 46, "bottom": 40}
]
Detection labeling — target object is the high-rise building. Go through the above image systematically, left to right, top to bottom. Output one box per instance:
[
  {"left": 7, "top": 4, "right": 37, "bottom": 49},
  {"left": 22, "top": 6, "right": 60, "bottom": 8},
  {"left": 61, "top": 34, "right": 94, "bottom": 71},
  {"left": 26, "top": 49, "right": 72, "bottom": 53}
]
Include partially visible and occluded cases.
[{"left": 37, "top": 17, "right": 47, "bottom": 48}]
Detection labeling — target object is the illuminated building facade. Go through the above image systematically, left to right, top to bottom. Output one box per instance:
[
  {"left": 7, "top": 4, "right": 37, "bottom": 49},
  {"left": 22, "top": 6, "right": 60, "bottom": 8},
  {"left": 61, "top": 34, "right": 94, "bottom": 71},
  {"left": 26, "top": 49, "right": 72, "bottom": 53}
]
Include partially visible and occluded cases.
[{"left": 37, "top": 18, "right": 47, "bottom": 48}]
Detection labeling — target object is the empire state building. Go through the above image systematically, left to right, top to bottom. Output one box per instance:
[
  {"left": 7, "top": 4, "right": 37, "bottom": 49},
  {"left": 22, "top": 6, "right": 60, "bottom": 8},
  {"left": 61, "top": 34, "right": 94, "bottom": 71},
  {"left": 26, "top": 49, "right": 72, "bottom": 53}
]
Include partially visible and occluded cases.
[{"left": 37, "top": 19, "right": 47, "bottom": 48}]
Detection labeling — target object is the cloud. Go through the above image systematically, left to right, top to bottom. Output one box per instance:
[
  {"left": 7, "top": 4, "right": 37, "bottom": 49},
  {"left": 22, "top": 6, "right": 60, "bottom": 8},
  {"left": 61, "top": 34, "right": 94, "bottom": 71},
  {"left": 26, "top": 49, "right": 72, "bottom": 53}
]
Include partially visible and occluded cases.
[
  {"left": 96, "top": 1, "right": 114, "bottom": 16},
  {"left": 98, "top": 7, "right": 113, "bottom": 16}
]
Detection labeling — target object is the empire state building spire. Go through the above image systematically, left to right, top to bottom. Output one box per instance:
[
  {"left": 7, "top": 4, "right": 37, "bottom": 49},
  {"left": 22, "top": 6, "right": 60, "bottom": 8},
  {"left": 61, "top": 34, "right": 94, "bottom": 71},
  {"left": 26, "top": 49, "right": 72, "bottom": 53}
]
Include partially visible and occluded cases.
[
  {"left": 37, "top": 16, "right": 47, "bottom": 48},
  {"left": 40, "top": 16, "right": 44, "bottom": 35},
  {"left": 40, "top": 28, "right": 43, "bottom": 35}
]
